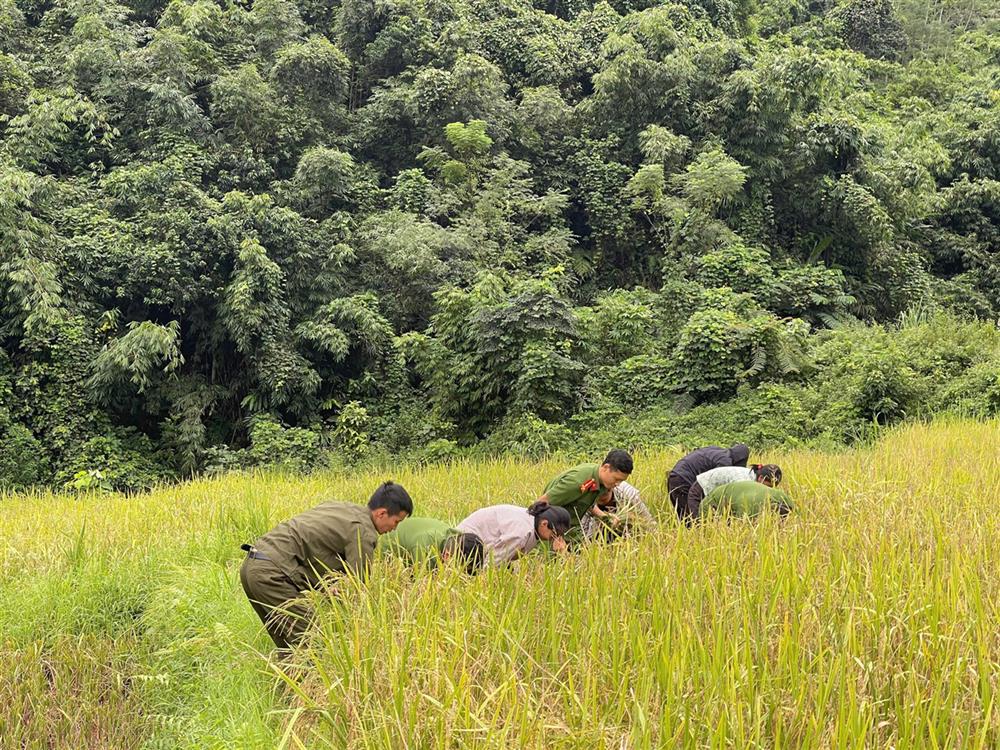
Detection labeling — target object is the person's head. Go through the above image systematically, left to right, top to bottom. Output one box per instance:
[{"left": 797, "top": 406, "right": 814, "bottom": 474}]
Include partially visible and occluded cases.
[
  {"left": 729, "top": 444, "right": 750, "bottom": 467},
  {"left": 598, "top": 449, "right": 633, "bottom": 491},
  {"left": 752, "top": 464, "right": 782, "bottom": 487},
  {"left": 368, "top": 481, "right": 413, "bottom": 533},
  {"left": 527, "top": 501, "right": 571, "bottom": 543},
  {"left": 442, "top": 533, "right": 485, "bottom": 574}
]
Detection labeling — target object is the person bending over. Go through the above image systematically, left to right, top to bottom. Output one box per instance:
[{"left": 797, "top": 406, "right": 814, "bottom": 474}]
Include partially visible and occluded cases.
[
  {"left": 667, "top": 444, "right": 749, "bottom": 521},
  {"left": 539, "top": 449, "right": 633, "bottom": 542},
  {"left": 687, "top": 463, "right": 781, "bottom": 518},
  {"left": 700, "top": 480, "right": 793, "bottom": 519},
  {"left": 239, "top": 481, "right": 412, "bottom": 652},
  {"left": 457, "top": 502, "right": 571, "bottom": 565},
  {"left": 379, "top": 516, "right": 485, "bottom": 574}
]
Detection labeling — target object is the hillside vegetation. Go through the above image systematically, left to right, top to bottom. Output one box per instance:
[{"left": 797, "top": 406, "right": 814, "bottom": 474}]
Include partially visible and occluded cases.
[{"left": 2, "top": 0, "right": 1000, "bottom": 488}]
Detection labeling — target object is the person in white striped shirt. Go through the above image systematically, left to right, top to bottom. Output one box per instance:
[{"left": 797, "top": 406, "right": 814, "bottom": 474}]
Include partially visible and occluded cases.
[{"left": 580, "top": 480, "right": 656, "bottom": 541}]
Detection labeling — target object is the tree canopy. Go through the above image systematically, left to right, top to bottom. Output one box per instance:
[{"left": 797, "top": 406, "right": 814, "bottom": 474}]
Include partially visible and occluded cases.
[{"left": 1, "top": 0, "right": 998, "bottom": 488}]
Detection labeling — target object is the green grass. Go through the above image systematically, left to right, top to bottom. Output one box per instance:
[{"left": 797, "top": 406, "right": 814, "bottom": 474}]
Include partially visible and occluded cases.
[{"left": 2, "top": 420, "right": 999, "bottom": 748}]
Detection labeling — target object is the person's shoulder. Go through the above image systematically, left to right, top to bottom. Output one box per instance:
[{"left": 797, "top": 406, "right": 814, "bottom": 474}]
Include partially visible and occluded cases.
[
  {"left": 546, "top": 463, "right": 593, "bottom": 491},
  {"left": 614, "top": 481, "right": 640, "bottom": 499},
  {"left": 294, "top": 499, "right": 356, "bottom": 520},
  {"left": 313, "top": 499, "right": 361, "bottom": 511},
  {"left": 333, "top": 502, "right": 375, "bottom": 528},
  {"left": 409, "top": 516, "right": 452, "bottom": 534}
]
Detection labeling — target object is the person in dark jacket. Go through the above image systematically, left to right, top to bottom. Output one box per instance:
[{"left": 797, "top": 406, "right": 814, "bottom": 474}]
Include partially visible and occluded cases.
[{"left": 667, "top": 443, "right": 749, "bottom": 521}]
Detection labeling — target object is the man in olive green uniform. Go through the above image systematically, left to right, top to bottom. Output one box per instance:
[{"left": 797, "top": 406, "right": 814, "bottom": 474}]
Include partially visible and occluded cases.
[
  {"left": 539, "top": 449, "right": 633, "bottom": 540},
  {"left": 700, "top": 480, "right": 793, "bottom": 519},
  {"left": 239, "top": 481, "right": 412, "bottom": 651},
  {"left": 379, "top": 517, "right": 485, "bottom": 573}
]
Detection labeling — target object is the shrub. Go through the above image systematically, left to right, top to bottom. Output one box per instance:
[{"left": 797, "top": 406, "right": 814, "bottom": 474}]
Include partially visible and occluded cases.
[
  {"left": 673, "top": 307, "right": 758, "bottom": 400},
  {"left": 599, "top": 354, "right": 675, "bottom": 411},
  {"left": 938, "top": 358, "right": 1000, "bottom": 418},
  {"left": 332, "top": 401, "right": 371, "bottom": 464},
  {"left": 480, "top": 413, "right": 571, "bottom": 458},
  {"left": 248, "top": 417, "right": 323, "bottom": 473},
  {"left": 0, "top": 424, "right": 49, "bottom": 489},
  {"left": 56, "top": 431, "right": 170, "bottom": 493},
  {"left": 416, "top": 438, "right": 463, "bottom": 464}
]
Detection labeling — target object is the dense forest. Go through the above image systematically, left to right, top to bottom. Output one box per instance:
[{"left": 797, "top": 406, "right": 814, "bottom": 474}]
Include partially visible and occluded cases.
[{"left": 0, "top": 0, "right": 998, "bottom": 490}]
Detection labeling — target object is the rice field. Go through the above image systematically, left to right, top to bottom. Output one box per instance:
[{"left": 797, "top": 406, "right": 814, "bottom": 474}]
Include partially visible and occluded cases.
[{"left": 2, "top": 419, "right": 999, "bottom": 748}]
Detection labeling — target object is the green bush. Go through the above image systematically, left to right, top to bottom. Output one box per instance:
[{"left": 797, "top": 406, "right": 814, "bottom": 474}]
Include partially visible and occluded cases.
[
  {"left": 693, "top": 242, "right": 771, "bottom": 296},
  {"left": 582, "top": 288, "right": 661, "bottom": 362},
  {"left": 673, "top": 307, "right": 757, "bottom": 400},
  {"left": 599, "top": 354, "right": 675, "bottom": 410},
  {"left": 938, "top": 359, "right": 1000, "bottom": 418},
  {"left": 719, "top": 384, "right": 813, "bottom": 448},
  {"left": 369, "top": 397, "right": 457, "bottom": 454},
  {"left": 332, "top": 401, "right": 371, "bottom": 464},
  {"left": 480, "top": 413, "right": 571, "bottom": 459},
  {"left": 248, "top": 418, "right": 323, "bottom": 473},
  {"left": 0, "top": 424, "right": 49, "bottom": 489},
  {"left": 56, "top": 431, "right": 171, "bottom": 493},
  {"left": 416, "top": 438, "right": 463, "bottom": 464},
  {"left": 200, "top": 445, "right": 250, "bottom": 476}
]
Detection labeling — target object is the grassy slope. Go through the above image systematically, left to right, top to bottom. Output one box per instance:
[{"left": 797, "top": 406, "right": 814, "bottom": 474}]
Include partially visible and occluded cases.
[{"left": 1, "top": 420, "right": 998, "bottom": 748}]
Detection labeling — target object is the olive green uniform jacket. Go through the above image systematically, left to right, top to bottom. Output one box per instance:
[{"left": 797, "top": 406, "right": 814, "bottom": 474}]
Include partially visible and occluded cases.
[
  {"left": 543, "top": 463, "right": 609, "bottom": 529},
  {"left": 700, "top": 481, "right": 794, "bottom": 518},
  {"left": 240, "top": 501, "right": 379, "bottom": 650},
  {"left": 379, "top": 516, "right": 456, "bottom": 566}
]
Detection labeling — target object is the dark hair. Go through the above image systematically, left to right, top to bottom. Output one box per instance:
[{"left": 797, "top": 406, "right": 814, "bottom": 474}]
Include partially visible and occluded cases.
[
  {"left": 603, "top": 449, "right": 633, "bottom": 474},
  {"left": 752, "top": 464, "right": 782, "bottom": 484},
  {"left": 368, "top": 481, "right": 414, "bottom": 515},
  {"left": 527, "top": 501, "right": 571, "bottom": 536},
  {"left": 443, "top": 533, "right": 485, "bottom": 574}
]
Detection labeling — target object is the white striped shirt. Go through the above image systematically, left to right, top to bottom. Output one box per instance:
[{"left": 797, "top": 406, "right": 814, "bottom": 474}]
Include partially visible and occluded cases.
[{"left": 581, "top": 481, "right": 655, "bottom": 540}]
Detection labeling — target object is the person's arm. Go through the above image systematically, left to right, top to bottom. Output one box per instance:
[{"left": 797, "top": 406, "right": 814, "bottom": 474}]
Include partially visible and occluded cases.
[
  {"left": 686, "top": 482, "right": 705, "bottom": 519},
  {"left": 587, "top": 484, "right": 618, "bottom": 521},
  {"left": 773, "top": 491, "right": 794, "bottom": 517},
  {"left": 589, "top": 501, "right": 612, "bottom": 518},
  {"left": 344, "top": 526, "right": 375, "bottom": 580}
]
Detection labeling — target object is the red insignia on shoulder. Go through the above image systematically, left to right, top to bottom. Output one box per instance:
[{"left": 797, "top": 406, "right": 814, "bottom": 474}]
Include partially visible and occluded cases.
[{"left": 580, "top": 478, "right": 599, "bottom": 493}]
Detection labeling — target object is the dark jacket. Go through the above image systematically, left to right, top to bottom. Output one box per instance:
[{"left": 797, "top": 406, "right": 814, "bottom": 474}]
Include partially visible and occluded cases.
[{"left": 668, "top": 444, "right": 749, "bottom": 486}]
